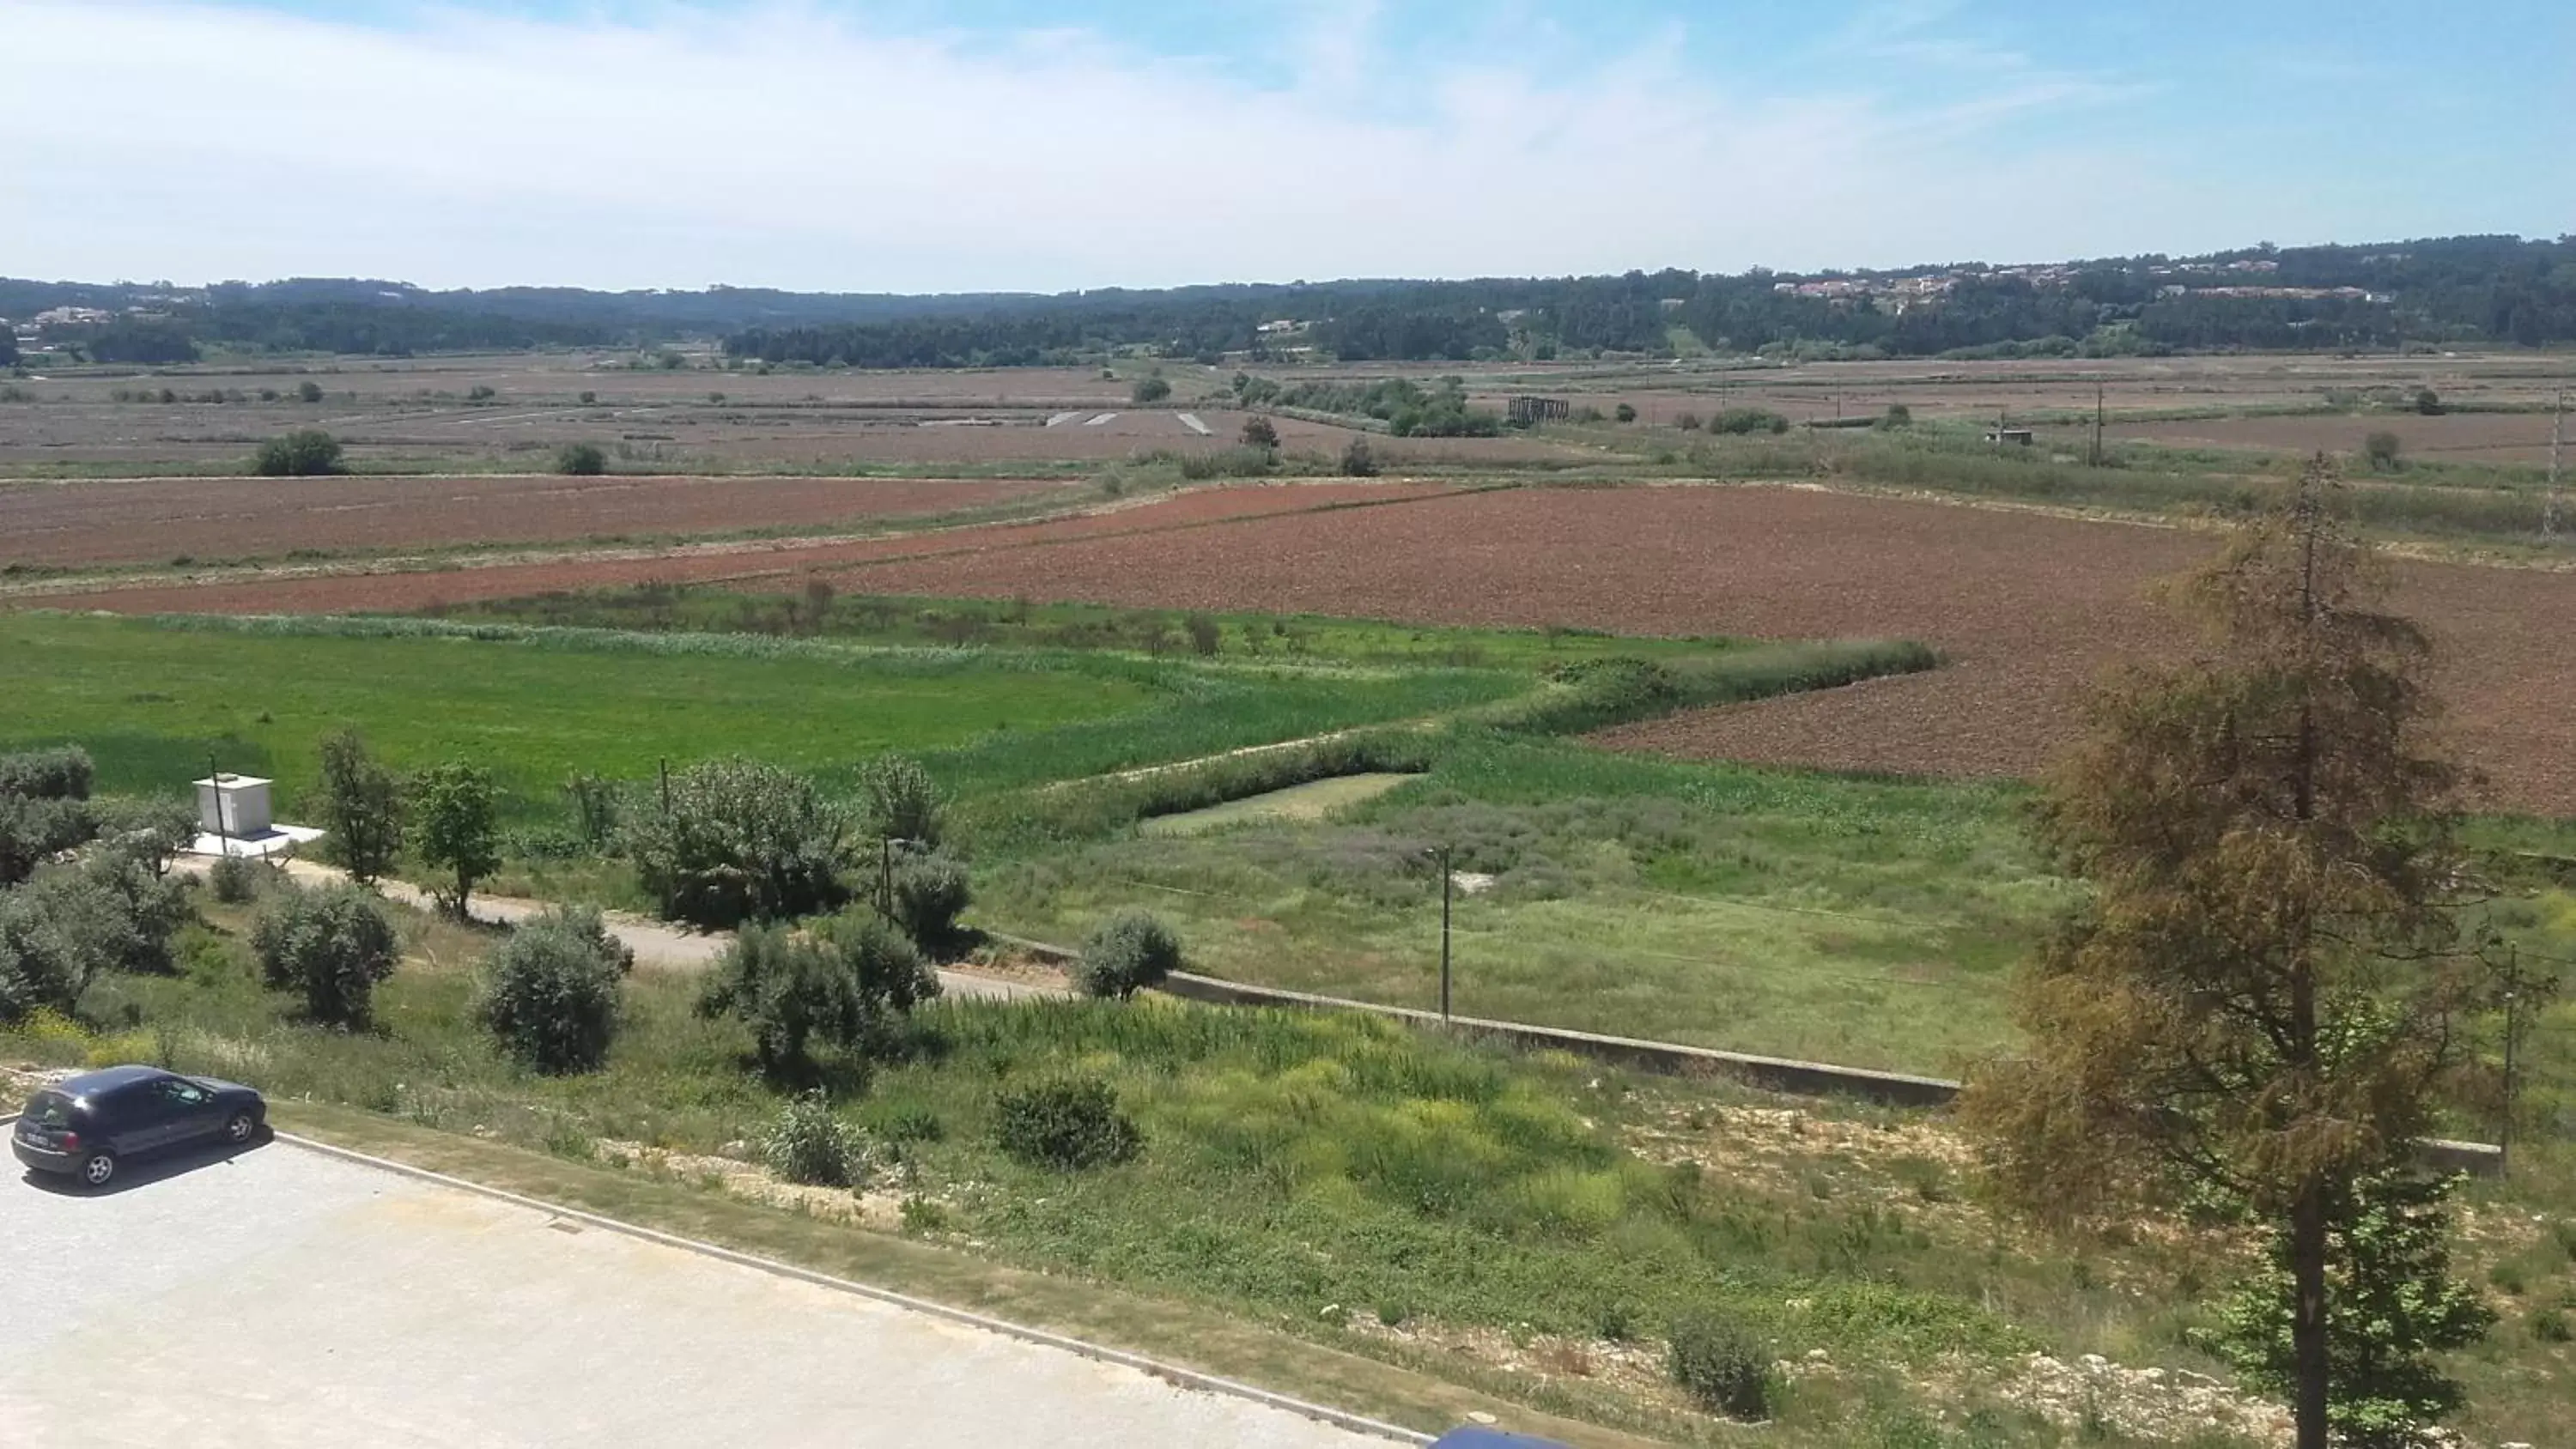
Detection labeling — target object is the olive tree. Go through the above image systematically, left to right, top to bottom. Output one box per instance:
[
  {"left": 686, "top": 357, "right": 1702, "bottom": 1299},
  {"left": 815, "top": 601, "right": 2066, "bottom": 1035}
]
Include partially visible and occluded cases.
[
  {"left": 252, "top": 882, "right": 401, "bottom": 1028},
  {"left": 477, "top": 906, "right": 634, "bottom": 1073},
  {"left": 1075, "top": 910, "right": 1182, "bottom": 999},
  {"left": 697, "top": 911, "right": 935, "bottom": 1079}
]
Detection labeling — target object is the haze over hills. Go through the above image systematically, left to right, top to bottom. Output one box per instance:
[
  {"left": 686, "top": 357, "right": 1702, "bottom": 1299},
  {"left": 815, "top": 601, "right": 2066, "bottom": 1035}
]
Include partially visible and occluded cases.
[{"left": 4, "top": 233, "right": 2572, "bottom": 368}]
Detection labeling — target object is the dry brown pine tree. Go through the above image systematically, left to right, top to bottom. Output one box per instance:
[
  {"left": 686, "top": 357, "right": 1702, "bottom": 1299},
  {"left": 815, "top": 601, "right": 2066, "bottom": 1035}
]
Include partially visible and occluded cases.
[{"left": 1960, "top": 455, "right": 2508, "bottom": 1449}]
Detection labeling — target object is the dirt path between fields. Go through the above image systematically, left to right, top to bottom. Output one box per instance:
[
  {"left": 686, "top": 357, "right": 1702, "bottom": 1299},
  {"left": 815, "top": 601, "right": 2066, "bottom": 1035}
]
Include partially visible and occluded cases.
[{"left": 174, "top": 855, "right": 1055, "bottom": 1001}]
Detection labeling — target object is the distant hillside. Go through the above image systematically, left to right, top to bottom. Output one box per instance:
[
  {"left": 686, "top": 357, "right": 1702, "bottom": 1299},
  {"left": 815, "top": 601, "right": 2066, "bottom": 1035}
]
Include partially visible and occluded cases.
[{"left": 7, "top": 234, "right": 2570, "bottom": 367}]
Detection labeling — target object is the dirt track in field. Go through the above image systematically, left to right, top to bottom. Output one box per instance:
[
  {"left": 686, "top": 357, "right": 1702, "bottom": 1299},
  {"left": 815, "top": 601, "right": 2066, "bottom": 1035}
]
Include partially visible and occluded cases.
[
  {"left": 0, "top": 474, "right": 1072, "bottom": 568},
  {"left": 790, "top": 484, "right": 2576, "bottom": 815}
]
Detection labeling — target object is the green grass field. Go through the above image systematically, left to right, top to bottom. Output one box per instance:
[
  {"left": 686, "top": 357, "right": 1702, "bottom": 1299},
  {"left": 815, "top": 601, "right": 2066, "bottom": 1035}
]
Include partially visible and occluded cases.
[
  {"left": 0, "top": 612, "right": 1523, "bottom": 815},
  {"left": 982, "top": 738, "right": 2059, "bottom": 1074}
]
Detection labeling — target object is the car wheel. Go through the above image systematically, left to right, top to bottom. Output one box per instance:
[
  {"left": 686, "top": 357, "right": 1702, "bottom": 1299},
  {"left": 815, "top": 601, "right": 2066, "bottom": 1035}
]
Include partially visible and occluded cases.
[
  {"left": 224, "top": 1112, "right": 258, "bottom": 1145},
  {"left": 79, "top": 1150, "right": 117, "bottom": 1188}
]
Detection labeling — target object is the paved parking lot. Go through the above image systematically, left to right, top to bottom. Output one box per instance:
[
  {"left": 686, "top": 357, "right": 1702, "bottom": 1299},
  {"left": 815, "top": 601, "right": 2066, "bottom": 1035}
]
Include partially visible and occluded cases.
[{"left": 2, "top": 1137, "right": 1390, "bottom": 1447}]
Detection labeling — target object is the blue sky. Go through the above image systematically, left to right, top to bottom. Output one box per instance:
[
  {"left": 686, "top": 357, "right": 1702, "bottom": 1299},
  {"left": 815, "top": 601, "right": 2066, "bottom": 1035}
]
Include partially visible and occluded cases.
[{"left": 5, "top": 1, "right": 2567, "bottom": 292}]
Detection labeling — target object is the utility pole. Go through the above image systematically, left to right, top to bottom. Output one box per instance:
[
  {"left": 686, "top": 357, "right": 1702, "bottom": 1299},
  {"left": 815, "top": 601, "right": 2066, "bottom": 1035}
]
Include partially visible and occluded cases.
[
  {"left": 2546, "top": 386, "right": 2565, "bottom": 538},
  {"left": 207, "top": 752, "right": 229, "bottom": 854},
  {"left": 1431, "top": 845, "right": 1453, "bottom": 1022},
  {"left": 2499, "top": 944, "right": 2522, "bottom": 1179}
]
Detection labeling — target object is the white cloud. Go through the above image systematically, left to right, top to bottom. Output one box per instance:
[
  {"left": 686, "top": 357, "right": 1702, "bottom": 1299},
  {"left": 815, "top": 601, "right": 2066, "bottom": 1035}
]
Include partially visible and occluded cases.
[{"left": 3, "top": 0, "right": 2252, "bottom": 290}]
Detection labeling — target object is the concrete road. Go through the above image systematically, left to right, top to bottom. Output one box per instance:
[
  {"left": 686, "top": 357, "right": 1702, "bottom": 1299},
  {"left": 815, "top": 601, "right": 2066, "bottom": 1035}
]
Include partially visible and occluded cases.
[{"left": 1, "top": 1139, "right": 1388, "bottom": 1447}]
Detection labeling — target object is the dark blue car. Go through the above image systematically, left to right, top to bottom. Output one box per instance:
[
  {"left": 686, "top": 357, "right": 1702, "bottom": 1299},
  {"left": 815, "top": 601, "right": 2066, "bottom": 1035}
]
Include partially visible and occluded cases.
[{"left": 12, "top": 1064, "right": 266, "bottom": 1189}]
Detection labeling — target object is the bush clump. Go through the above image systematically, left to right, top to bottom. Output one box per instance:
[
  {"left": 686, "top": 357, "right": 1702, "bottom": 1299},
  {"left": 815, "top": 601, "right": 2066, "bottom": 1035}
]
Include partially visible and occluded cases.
[
  {"left": 1712, "top": 408, "right": 1790, "bottom": 436},
  {"left": 252, "top": 428, "right": 344, "bottom": 476},
  {"left": 2364, "top": 430, "right": 2403, "bottom": 470},
  {"left": 1339, "top": 436, "right": 1380, "bottom": 476},
  {"left": 556, "top": 442, "right": 608, "bottom": 476},
  {"left": 0, "top": 745, "right": 93, "bottom": 801},
  {"left": 856, "top": 754, "right": 945, "bottom": 850},
  {"left": 625, "top": 757, "right": 851, "bottom": 928},
  {"left": 207, "top": 852, "right": 263, "bottom": 904},
  {"left": 890, "top": 852, "right": 972, "bottom": 954},
  {"left": 251, "top": 882, "right": 400, "bottom": 1028},
  {"left": 477, "top": 906, "right": 635, "bottom": 1073},
  {"left": 1074, "top": 910, "right": 1182, "bottom": 999},
  {"left": 698, "top": 911, "right": 936, "bottom": 1078},
  {"left": 993, "top": 1076, "right": 1139, "bottom": 1170},
  {"left": 763, "top": 1088, "right": 866, "bottom": 1186},
  {"left": 1668, "top": 1311, "right": 1775, "bottom": 1421}
]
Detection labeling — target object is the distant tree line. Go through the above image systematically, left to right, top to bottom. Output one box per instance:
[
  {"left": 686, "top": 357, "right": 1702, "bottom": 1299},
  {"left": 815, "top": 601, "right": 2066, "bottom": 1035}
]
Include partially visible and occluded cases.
[{"left": 8, "top": 235, "right": 2570, "bottom": 365}]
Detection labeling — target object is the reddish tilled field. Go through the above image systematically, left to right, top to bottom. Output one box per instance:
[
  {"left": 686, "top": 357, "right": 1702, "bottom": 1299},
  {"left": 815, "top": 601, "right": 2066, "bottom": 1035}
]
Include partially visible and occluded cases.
[
  {"left": 0, "top": 474, "right": 1070, "bottom": 568},
  {"left": 16, "top": 482, "right": 1462, "bottom": 615},
  {"left": 789, "top": 484, "right": 2576, "bottom": 815}
]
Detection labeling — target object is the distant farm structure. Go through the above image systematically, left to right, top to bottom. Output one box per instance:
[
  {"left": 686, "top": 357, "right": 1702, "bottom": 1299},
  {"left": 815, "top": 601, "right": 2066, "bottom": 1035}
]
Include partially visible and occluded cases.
[{"left": 1508, "top": 397, "right": 1570, "bottom": 426}]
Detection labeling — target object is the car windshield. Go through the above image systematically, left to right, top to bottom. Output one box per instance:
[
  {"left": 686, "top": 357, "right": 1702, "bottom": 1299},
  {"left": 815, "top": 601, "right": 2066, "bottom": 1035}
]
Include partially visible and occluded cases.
[{"left": 20, "top": 1092, "right": 72, "bottom": 1128}]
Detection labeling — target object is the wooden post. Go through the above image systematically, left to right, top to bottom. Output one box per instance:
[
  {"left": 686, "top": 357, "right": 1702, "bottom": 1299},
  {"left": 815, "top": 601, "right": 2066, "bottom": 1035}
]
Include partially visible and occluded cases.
[{"left": 1437, "top": 845, "right": 1453, "bottom": 1021}]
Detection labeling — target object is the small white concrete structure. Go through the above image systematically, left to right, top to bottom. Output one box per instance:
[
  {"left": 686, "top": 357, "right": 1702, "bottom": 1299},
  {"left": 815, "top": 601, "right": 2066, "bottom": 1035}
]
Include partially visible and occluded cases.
[
  {"left": 191, "top": 774, "right": 324, "bottom": 859},
  {"left": 197, "top": 774, "right": 273, "bottom": 837}
]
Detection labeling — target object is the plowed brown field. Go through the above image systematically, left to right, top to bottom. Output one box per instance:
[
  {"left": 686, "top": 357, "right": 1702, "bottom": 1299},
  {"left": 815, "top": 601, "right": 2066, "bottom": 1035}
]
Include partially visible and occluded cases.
[
  {"left": 0, "top": 474, "right": 1066, "bottom": 568},
  {"left": 18, "top": 482, "right": 1461, "bottom": 615},
  {"left": 788, "top": 484, "right": 2575, "bottom": 815}
]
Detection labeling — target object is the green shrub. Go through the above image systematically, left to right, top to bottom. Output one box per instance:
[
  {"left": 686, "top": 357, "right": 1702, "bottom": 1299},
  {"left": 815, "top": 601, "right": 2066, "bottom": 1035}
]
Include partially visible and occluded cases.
[
  {"left": 1131, "top": 375, "right": 1172, "bottom": 404},
  {"left": 295, "top": 380, "right": 324, "bottom": 403},
  {"left": 2413, "top": 387, "right": 2443, "bottom": 415},
  {"left": 1613, "top": 403, "right": 1637, "bottom": 423},
  {"left": 1881, "top": 403, "right": 1913, "bottom": 427},
  {"left": 1713, "top": 408, "right": 1790, "bottom": 436},
  {"left": 1674, "top": 411, "right": 1703, "bottom": 431},
  {"left": 1239, "top": 415, "right": 1279, "bottom": 449},
  {"left": 252, "top": 428, "right": 344, "bottom": 476},
  {"left": 2364, "top": 430, "right": 2403, "bottom": 470},
  {"left": 1340, "top": 436, "right": 1380, "bottom": 476},
  {"left": 556, "top": 442, "right": 608, "bottom": 476},
  {"left": 0, "top": 745, "right": 94, "bottom": 800},
  {"left": 857, "top": 754, "right": 945, "bottom": 851},
  {"left": 625, "top": 757, "right": 851, "bottom": 928},
  {"left": 411, "top": 761, "right": 500, "bottom": 918},
  {"left": 562, "top": 773, "right": 621, "bottom": 850},
  {"left": 0, "top": 793, "right": 94, "bottom": 888},
  {"left": 88, "top": 796, "right": 200, "bottom": 876},
  {"left": 0, "top": 849, "right": 186, "bottom": 1021},
  {"left": 207, "top": 852, "right": 262, "bottom": 904},
  {"left": 890, "top": 852, "right": 972, "bottom": 953},
  {"left": 251, "top": 882, "right": 400, "bottom": 1028},
  {"left": 477, "top": 906, "right": 634, "bottom": 1073},
  {"left": 1074, "top": 910, "right": 1182, "bottom": 999},
  {"left": 699, "top": 912, "right": 933, "bottom": 1077},
  {"left": 993, "top": 1076, "right": 1139, "bottom": 1170},
  {"left": 764, "top": 1088, "right": 865, "bottom": 1186},
  {"left": 877, "top": 1106, "right": 945, "bottom": 1143},
  {"left": 2532, "top": 1307, "right": 2571, "bottom": 1343},
  {"left": 1668, "top": 1311, "right": 1774, "bottom": 1421}
]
